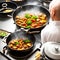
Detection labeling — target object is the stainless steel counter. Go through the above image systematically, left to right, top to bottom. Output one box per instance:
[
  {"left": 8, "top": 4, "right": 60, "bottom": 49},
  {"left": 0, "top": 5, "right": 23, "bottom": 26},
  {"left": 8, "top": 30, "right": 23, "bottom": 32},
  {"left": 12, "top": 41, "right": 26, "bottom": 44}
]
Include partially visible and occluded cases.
[{"left": 0, "top": 17, "right": 16, "bottom": 32}]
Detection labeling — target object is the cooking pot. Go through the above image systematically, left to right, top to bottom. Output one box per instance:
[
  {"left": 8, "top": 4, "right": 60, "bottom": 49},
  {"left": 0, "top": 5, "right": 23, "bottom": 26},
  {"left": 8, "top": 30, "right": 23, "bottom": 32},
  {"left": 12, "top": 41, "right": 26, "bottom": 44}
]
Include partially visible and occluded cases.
[
  {"left": 13, "top": 5, "right": 50, "bottom": 34},
  {"left": 3, "top": 30, "right": 36, "bottom": 58},
  {"left": 41, "top": 42, "right": 60, "bottom": 60}
]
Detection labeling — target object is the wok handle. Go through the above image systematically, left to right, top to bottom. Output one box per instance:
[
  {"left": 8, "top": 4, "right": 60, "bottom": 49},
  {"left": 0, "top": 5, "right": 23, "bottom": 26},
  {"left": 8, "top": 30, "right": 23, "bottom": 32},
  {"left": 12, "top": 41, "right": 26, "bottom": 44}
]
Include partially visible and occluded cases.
[
  {"left": 2, "top": 3, "right": 7, "bottom": 8},
  {"left": 7, "top": 14, "right": 12, "bottom": 18},
  {"left": 15, "top": 28, "right": 29, "bottom": 33},
  {"left": 17, "top": 28, "right": 40, "bottom": 34},
  {"left": 20, "top": 28, "right": 40, "bottom": 34},
  {"left": 27, "top": 31, "right": 40, "bottom": 34},
  {"left": 2, "top": 33, "right": 11, "bottom": 43},
  {"left": 2, "top": 37, "right": 8, "bottom": 43},
  {"left": 40, "top": 42, "right": 42, "bottom": 48},
  {"left": 3, "top": 46, "right": 7, "bottom": 54}
]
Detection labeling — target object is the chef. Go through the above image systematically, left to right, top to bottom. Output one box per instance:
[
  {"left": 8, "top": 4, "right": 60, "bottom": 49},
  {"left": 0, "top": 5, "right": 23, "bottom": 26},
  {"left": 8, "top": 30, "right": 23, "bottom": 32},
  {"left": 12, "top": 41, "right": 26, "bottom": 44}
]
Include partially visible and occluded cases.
[{"left": 41, "top": 0, "right": 60, "bottom": 43}]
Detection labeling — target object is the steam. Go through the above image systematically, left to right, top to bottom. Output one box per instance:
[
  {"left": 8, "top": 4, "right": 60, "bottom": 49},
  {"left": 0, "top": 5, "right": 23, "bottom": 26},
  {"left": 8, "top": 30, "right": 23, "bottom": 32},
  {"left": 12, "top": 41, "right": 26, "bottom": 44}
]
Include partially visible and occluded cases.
[
  {"left": 18, "top": 7, "right": 41, "bottom": 17},
  {"left": 12, "top": 31, "right": 28, "bottom": 40}
]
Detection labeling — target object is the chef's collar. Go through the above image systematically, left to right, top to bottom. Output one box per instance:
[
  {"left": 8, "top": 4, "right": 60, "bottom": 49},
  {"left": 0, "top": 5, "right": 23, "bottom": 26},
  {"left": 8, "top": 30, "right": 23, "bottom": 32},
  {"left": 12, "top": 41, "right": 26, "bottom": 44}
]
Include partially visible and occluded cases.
[{"left": 49, "top": 18, "right": 60, "bottom": 26}]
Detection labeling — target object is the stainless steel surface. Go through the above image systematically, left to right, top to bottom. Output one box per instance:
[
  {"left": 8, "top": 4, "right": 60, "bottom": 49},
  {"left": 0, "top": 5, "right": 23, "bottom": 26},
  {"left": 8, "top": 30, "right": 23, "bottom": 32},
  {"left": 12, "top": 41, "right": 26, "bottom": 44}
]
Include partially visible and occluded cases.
[
  {"left": 0, "top": 18, "right": 16, "bottom": 32},
  {"left": 0, "top": 54, "right": 8, "bottom": 60}
]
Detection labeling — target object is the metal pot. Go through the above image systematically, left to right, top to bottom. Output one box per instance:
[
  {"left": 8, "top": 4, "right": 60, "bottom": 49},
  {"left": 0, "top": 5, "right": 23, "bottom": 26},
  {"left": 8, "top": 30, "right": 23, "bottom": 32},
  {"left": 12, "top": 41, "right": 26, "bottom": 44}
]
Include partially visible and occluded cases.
[{"left": 41, "top": 42, "right": 60, "bottom": 60}]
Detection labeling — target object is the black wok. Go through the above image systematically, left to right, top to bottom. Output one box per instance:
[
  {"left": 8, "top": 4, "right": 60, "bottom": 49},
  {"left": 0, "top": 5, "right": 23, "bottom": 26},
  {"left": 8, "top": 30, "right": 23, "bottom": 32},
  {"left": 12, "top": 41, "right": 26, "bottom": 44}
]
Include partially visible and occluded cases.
[
  {"left": 0, "top": 2, "right": 17, "bottom": 17},
  {"left": 13, "top": 5, "right": 50, "bottom": 33},
  {"left": 3, "top": 30, "right": 36, "bottom": 58}
]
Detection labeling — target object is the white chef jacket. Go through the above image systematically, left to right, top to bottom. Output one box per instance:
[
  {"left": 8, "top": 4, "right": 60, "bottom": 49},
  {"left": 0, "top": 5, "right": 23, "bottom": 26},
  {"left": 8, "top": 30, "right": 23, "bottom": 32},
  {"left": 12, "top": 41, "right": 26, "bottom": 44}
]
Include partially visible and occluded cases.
[{"left": 41, "top": 20, "right": 60, "bottom": 43}]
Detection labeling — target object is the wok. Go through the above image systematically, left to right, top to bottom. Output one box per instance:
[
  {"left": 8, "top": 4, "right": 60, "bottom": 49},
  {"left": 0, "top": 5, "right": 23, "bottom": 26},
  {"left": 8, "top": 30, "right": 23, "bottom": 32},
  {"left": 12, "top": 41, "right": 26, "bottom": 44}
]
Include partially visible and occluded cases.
[
  {"left": 0, "top": 2, "right": 17, "bottom": 17},
  {"left": 13, "top": 5, "right": 50, "bottom": 33},
  {"left": 3, "top": 30, "right": 36, "bottom": 58}
]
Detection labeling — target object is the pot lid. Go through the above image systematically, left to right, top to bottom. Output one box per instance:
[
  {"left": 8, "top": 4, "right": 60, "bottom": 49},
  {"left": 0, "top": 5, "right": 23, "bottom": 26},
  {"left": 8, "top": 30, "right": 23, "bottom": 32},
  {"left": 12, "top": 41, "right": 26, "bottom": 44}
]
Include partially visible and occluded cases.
[{"left": 44, "top": 42, "right": 60, "bottom": 59}]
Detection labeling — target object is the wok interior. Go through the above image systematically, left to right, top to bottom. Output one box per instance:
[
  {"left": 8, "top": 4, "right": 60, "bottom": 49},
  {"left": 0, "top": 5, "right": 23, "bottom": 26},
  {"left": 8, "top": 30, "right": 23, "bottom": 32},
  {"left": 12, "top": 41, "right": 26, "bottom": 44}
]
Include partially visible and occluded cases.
[{"left": 8, "top": 38, "right": 33, "bottom": 51}]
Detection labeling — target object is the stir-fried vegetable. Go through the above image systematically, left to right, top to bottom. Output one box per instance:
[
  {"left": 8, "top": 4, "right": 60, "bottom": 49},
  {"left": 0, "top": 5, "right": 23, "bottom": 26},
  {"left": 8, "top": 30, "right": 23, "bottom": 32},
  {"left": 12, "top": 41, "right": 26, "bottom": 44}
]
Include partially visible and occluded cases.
[
  {"left": 15, "top": 13, "right": 47, "bottom": 29},
  {"left": 25, "top": 13, "right": 31, "bottom": 18},
  {"left": 31, "top": 15, "right": 38, "bottom": 20},
  {"left": 26, "top": 19, "right": 32, "bottom": 25},
  {"left": 26, "top": 26, "right": 31, "bottom": 28},
  {"left": 0, "top": 31, "right": 7, "bottom": 37},
  {"left": 8, "top": 39, "right": 32, "bottom": 50},
  {"left": 23, "top": 39, "right": 31, "bottom": 43},
  {"left": 14, "top": 42, "right": 19, "bottom": 46}
]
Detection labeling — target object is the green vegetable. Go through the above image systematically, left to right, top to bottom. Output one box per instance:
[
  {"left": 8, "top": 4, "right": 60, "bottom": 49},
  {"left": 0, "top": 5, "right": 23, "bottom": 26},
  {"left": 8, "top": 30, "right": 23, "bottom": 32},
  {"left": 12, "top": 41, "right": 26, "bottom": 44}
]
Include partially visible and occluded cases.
[
  {"left": 25, "top": 13, "right": 31, "bottom": 18},
  {"left": 31, "top": 15, "right": 38, "bottom": 19},
  {"left": 26, "top": 20, "right": 32, "bottom": 25},
  {"left": 26, "top": 26, "right": 31, "bottom": 28},
  {"left": 0, "top": 31, "right": 7, "bottom": 37},
  {"left": 23, "top": 39, "right": 31, "bottom": 43},
  {"left": 14, "top": 42, "right": 19, "bottom": 45}
]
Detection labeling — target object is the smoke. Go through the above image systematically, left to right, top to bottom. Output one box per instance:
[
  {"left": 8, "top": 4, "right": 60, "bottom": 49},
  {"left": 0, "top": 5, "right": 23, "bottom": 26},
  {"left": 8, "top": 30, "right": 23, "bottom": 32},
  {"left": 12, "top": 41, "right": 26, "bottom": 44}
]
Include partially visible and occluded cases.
[{"left": 18, "top": 6, "right": 41, "bottom": 17}]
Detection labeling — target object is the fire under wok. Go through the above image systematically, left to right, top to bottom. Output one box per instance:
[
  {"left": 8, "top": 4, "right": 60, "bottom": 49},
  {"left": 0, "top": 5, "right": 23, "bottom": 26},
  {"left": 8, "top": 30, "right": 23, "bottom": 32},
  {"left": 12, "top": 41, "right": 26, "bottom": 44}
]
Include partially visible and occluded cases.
[{"left": 13, "top": 5, "right": 50, "bottom": 33}]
